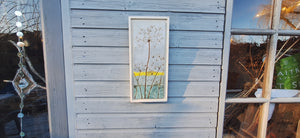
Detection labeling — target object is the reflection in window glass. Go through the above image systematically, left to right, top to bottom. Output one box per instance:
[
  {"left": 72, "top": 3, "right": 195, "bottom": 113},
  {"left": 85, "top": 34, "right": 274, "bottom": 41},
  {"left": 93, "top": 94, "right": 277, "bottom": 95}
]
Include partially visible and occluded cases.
[
  {"left": 0, "top": 0, "right": 49, "bottom": 137},
  {"left": 232, "top": 0, "right": 272, "bottom": 29},
  {"left": 279, "top": 0, "right": 300, "bottom": 30},
  {"left": 227, "top": 35, "right": 269, "bottom": 98},
  {"left": 272, "top": 36, "right": 300, "bottom": 98},
  {"left": 0, "top": 89, "right": 49, "bottom": 137},
  {"left": 223, "top": 103, "right": 261, "bottom": 137},
  {"left": 267, "top": 103, "right": 300, "bottom": 138}
]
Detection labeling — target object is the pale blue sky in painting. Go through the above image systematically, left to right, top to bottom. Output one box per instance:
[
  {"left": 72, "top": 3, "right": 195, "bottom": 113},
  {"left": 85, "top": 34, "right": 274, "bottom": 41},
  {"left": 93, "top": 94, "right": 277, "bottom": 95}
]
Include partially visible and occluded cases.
[{"left": 232, "top": 0, "right": 271, "bottom": 29}]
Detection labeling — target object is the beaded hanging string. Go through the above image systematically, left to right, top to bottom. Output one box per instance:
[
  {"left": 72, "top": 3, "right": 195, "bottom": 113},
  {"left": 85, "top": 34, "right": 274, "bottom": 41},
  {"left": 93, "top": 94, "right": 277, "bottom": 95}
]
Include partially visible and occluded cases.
[
  {"left": 12, "top": 1, "right": 37, "bottom": 137},
  {"left": 15, "top": 2, "right": 26, "bottom": 137}
]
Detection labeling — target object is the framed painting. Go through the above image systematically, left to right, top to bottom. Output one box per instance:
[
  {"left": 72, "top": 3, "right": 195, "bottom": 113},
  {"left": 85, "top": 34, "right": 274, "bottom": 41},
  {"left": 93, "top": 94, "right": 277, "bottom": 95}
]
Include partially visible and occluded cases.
[{"left": 129, "top": 16, "right": 169, "bottom": 102}]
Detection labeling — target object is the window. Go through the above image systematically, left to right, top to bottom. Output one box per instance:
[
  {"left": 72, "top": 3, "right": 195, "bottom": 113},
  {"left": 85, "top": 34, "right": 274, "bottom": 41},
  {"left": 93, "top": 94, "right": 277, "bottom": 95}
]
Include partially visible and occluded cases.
[
  {"left": 0, "top": 0, "right": 50, "bottom": 137},
  {"left": 221, "top": 0, "right": 300, "bottom": 137}
]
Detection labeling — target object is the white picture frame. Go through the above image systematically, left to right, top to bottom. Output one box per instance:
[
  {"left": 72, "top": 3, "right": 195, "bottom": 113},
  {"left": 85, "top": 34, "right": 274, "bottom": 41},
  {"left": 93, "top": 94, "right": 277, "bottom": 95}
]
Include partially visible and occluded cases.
[{"left": 129, "top": 16, "right": 169, "bottom": 102}]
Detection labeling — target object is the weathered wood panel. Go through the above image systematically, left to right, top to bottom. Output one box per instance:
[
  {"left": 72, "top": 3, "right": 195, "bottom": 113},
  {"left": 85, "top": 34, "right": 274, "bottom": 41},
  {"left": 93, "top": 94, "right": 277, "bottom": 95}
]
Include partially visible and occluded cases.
[
  {"left": 40, "top": 0, "right": 69, "bottom": 137},
  {"left": 65, "top": 0, "right": 227, "bottom": 137},
  {"left": 70, "top": 0, "right": 225, "bottom": 13},
  {"left": 71, "top": 10, "right": 224, "bottom": 31},
  {"left": 72, "top": 29, "right": 223, "bottom": 48},
  {"left": 72, "top": 29, "right": 128, "bottom": 47},
  {"left": 72, "top": 47, "right": 222, "bottom": 65},
  {"left": 73, "top": 47, "right": 128, "bottom": 64},
  {"left": 171, "top": 48, "right": 221, "bottom": 65},
  {"left": 73, "top": 64, "right": 128, "bottom": 80},
  {"left": 73, "top": 65, "right": 220, "bottom": 81},
  {"left": 169, "top": 65, "right": 220, "bottom": 81},
  {"left": 74, "top": 81, "right": 219, "bottom": 97},
  {"left": 74, "top": 81, "right": 129, "bottom": 97},
  {"left": 168, "top": 82, "right": 219, "bottom": 97},
  {"left": 75, "top": 98, "right": 218, "bottom": 113},
  {"left": 76, "top": 113, "right": 217, "bottom": 129},
  {"left": 77, "top": 128, "right": 215, "bottom": 138}
]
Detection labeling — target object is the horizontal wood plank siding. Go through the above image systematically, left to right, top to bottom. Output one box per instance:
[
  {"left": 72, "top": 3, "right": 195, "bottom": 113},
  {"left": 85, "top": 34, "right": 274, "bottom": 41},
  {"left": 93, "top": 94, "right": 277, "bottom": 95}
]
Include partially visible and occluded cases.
[
  {"left": 64, "top": 0, "right": 226, "bottom": 137},
  {"left": 70, "top": 0, "right": 225, "bottom": 13},
  {"left": 71, "top": 10, "right": 224, "bottom": 31},
  {"left": 72, "top": 29, "right": 223, "bottom": 48},
  {"left": 73, "top": 47, "right": 222, "bottom": 65},
  {"left": 73, "top": 64, "right": 220, "bottom": 81},
  {"left": 73, "top": 81, "right": 219, "bottom": 97},
  {"left": 75, "top": 98, "right": 218, "bottom": 113},
  {"left": 76, "top": 113, "right": 217, "bottom": 129},
  {"left": 77, "top": 128, "right": 216, "bottom": 138}
]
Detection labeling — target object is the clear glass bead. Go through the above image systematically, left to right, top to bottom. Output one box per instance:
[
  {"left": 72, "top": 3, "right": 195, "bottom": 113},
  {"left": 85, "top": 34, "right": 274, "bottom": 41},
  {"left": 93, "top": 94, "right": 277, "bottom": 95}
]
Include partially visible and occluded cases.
[
  {"left": 14, "top": 11, "right": 22, "bottom": 16},
  {"left": 16, "top": 22, "right": 22, "bottom": 27},
  {"left": 17, "top": 32, "right": 23, "bottom": 37},
  {"left": 17, "top": 42, "right": 25, "bottom": 47},
  {"left": 17, "top": 52, "right": 23, "bottom": 58},
  {"left": 18, "top": 78, "right": 29, "bottom": 89},
  {"left": 17, "top": 113, "right": 24, "bottom": 118},
  {"left": 20, "top": 131, "right": 25, "bottom": 137}
]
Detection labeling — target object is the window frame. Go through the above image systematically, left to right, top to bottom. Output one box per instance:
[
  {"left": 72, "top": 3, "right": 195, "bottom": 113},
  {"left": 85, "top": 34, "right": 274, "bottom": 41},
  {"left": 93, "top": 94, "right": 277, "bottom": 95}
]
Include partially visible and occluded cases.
[{"left": 218, "top": 0, "right": 300, "bottom": 137}]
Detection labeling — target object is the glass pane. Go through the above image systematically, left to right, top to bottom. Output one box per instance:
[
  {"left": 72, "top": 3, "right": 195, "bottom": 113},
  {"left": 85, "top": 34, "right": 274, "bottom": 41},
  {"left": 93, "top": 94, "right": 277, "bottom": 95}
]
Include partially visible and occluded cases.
[
  {"left": 0, "top": 0, "right": 49, "bottom": 137},
  {"left": 232, "top": 0, "right": 272, "bottom": 29},
  {"left": 279, "top": 0, "right": 300, "bottom": 30},
  {"left": 227, "top": 35, "right": 269, "bottom": 98},
  {"left": 271, "top": 36, "right": 300, "bottom": 98},
  {"left": 223, "top": 103, "right": 261, "bottom": 137},
  {"left": 267, "top": 103, "right": 300, "bottom": 137}
]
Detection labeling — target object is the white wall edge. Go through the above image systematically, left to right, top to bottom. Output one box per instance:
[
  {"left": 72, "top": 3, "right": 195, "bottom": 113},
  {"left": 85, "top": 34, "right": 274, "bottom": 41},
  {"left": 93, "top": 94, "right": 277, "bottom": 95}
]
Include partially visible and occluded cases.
[
  {"left": 61, "top": 0, "right": 76, "bottom": 137},
  {"left": 216, "top": 0, "right": 233, "bottom": 137}
]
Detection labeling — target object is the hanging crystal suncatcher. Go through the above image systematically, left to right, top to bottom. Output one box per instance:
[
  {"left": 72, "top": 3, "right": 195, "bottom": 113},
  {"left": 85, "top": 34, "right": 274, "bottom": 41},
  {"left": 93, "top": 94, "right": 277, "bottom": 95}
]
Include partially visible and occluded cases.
[
  {"left": 11, "top": 66, "right": 38, "bottom": 137},
  {"left": 12, "top": 67, "right": 38, "bottom": 96}
]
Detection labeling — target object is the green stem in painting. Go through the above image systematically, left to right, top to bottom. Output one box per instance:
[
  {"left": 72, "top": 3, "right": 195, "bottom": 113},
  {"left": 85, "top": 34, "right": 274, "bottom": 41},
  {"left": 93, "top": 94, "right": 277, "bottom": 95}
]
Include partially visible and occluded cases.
[
  {"left": 144, "top": 40, "right": 151, "bottom": 99},
  {"left": 147, "top": 68, "right": 161, "bottom": 99},
  {"left": 133, "top": 75, "right": 143, "bottom": 99},
  {"left": 157, "top": 76, "right": 163, "bottom": 99},
  {"left": 133, "top": 87, "right": 138, "bottom": 99}
]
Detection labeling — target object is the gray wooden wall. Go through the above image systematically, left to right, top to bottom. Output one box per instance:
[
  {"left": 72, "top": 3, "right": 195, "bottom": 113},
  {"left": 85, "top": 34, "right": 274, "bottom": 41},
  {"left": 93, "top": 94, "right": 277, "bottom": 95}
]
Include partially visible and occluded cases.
[{"left": 64, "top": 0, "right": 226, "bottom": 137}]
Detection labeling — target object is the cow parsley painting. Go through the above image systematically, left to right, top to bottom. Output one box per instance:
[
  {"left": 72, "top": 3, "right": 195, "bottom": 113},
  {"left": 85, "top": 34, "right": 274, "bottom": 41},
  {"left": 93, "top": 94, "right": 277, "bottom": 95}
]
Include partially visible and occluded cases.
[{"left": 129, "top": 17, "right": 169, "bottom": 102}]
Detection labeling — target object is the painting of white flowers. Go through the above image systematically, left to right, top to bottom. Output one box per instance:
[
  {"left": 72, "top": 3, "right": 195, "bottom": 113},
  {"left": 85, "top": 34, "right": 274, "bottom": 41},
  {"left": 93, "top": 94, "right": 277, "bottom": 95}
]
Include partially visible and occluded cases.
[{"left": 129, "top": 16, "right": 169, "bottom": 102}]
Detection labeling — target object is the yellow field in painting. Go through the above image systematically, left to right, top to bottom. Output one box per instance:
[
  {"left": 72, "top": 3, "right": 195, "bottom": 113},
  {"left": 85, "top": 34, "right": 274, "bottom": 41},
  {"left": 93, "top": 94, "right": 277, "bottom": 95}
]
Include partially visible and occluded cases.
[{"left": 134, "top": 71, "right": 165, "bottom": 76}]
